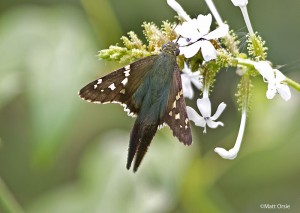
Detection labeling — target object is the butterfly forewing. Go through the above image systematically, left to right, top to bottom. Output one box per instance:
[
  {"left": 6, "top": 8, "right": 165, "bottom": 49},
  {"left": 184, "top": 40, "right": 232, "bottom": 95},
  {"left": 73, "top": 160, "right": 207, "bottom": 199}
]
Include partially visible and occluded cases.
[
  {"left": 79, "top": 56, "right": 157, "bottom": 116},
  {"left": 163, "top": 64, "right": 192, "bottom": 145}
]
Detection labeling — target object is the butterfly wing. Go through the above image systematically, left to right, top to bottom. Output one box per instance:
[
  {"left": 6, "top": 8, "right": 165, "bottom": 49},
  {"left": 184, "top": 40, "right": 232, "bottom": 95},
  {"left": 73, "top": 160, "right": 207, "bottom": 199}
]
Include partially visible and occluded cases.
[
  {"left": 79, "top": 42, "right": 192, "bottom": 172},
  {"left": 78, "top": 55, "right": 157, "bottom": 116},
  {"left": 163, "top": 64, "right": 192, "bottom": 145}
]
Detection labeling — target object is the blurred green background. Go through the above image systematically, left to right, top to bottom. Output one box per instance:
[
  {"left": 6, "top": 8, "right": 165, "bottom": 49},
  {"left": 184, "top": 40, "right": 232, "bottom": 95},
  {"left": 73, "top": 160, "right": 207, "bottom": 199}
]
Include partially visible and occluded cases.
[{"left": 0, "top": 0, "right": 300, "bottom": 212}]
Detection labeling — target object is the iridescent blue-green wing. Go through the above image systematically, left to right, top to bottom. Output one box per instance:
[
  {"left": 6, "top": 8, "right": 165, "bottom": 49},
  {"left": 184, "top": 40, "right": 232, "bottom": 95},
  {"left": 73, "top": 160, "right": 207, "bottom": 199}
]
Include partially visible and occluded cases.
[
  {"left": 78, "top": 56, "right": 157, "bottom": 116},
  {"left": 163, "top": 65, "right": 192, "bottom": 145}
]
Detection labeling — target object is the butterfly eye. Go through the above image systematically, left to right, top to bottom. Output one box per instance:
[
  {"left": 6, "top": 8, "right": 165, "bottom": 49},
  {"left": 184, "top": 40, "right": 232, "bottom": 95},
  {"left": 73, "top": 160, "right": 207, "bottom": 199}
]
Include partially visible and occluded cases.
[{"left": 175, "top": 48, "right": 180, "bottom": 56}]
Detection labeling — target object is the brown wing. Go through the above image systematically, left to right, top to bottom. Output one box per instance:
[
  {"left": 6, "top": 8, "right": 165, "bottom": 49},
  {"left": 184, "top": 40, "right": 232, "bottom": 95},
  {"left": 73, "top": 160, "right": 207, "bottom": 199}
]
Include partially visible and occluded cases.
[
  {"left": 78, "top": 56, "right": 157, "bottom": 117},
  {"left": 163, "top": 65, "right": 192, "bottom": 145}
]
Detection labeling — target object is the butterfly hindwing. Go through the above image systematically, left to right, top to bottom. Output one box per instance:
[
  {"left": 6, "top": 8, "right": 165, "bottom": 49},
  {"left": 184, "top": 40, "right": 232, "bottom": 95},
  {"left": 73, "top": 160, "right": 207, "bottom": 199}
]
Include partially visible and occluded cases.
[
  {"left": 79, "top": 56, "right": 157, "bottom": 116},
  {"left": 163, "top": 64, "right": 192, "bottom": 146}
]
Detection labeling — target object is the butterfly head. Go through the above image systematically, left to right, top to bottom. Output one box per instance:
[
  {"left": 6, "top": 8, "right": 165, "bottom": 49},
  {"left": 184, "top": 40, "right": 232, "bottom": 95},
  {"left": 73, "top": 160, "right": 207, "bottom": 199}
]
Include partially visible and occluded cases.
[{"left": 162, "top": 42, "right": 180, "bottom": 56}]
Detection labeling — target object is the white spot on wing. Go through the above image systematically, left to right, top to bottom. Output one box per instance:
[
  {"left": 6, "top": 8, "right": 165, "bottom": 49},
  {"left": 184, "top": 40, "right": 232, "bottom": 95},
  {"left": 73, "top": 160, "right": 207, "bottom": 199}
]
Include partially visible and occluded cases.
[
  {"left": 124, "top": 65, "right": 130, "bottom": 70},
  {"left": 124, "top": 70, "right": 130, "bottom": 77},
  {"left": 121, "top": 78, "right": 128, "bottom": 86},
  {"left": 97, "top": 79, "right": 102, "bottom": 84},
  {"left": 108, "top": 83, "right": 116, "bottom": 90},
  {"left": 94, "top": 84, "right": 97, "bottom": 89},
  {"left": 101, "top": 89, "right": 104, "bottom": 92},
  {"left": 120, "top": 89, "right": 125, "bottom": 94},
  {"left": 179, "top": 89, "right": 183, "bottom": 96},
  {"left": 84, "top": 98, "right": 92, "bottom": 103},
  {"left": 102, "top": 101, "right": 136, "bottom": 117},
  {"left": 111, "top": 101, "right": 121, "bottom": 104},
  {"left": 172, "top": 101, "right": 176, "bottom": 109},
  {"left": 121, "top": 103, "right": 136, "bottom": 117},
  {"left": 169, "top": 111, "right": 172, "bottom": 116},
  {"left": 175, "top": 113, "right": 180, "bottom": 120},
  {"left": 158, "top": 123, "right": 166, "bottom": 130}
]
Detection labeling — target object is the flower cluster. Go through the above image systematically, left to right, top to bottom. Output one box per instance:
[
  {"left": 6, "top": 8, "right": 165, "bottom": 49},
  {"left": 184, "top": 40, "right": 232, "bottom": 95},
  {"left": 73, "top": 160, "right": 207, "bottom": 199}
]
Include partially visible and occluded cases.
[
  {"left": 98, "top": 0, "right": 300, "bottom": 161},
  {"left": 167, "top": 0, "right": 298, "bottom": 160}
]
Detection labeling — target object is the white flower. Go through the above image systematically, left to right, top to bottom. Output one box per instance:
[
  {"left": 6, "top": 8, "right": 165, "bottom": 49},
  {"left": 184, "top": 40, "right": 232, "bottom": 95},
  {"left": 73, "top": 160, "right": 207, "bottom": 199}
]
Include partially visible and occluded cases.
[
  {"left": 231, "top": 0, "right": 248, "bottom": 7},
  {"left": 176, "top": 14, "right": 229, "bottom": 61},
  {"left": 254, "top": 61, "right": 291, "bottom": 101},
  {"left": 181, "top": 63, "right": 203, "bottom": 99},
  {"left": 186, "top": 97, "right": 226, "bottom": 133},
  {"left": 214, "top": 109, "right": 246, "bottom": 159}
]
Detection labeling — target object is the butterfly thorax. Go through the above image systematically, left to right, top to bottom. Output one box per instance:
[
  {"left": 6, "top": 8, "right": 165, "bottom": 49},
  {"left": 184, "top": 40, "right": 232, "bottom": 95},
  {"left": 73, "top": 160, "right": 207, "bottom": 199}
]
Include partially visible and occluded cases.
[{"left": 161, "top": 42, "right": 180, "bottom": 56}]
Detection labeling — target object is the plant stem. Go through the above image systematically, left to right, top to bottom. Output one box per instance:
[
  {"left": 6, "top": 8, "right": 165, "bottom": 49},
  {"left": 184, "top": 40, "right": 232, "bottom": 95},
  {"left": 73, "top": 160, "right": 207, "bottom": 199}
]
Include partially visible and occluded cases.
[
  {"left": 236, "top": 58, "right": 255, "bottom": 68},
  {"left": 285, "top": 77, "right": 300, "bottom": 91}
]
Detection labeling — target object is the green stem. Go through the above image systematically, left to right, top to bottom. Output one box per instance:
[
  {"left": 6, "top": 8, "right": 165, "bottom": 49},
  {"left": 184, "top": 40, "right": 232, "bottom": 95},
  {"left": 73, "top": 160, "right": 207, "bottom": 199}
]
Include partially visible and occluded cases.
[
  {"left": 236, "top": 58, "right": 256, "bottom": 70},
  {"left": 285, "top": 77, "right": 300, "bottom": 91},
  {"left": 0, "top": 177, "right": 24, "bottom": 213}
]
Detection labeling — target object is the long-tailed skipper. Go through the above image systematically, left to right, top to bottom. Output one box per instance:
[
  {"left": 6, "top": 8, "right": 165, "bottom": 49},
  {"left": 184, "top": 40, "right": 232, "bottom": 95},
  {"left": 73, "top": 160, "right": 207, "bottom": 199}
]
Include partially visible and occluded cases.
[{"left": 78, "top": 41, "right": 192, "bottom": 172}]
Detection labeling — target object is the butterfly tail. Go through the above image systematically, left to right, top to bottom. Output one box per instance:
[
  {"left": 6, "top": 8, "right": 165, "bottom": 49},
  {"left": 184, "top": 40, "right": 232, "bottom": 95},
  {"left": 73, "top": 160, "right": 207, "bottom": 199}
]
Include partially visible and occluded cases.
[{"left": 127, "top": 116, "right": 158, "bottom": 172}]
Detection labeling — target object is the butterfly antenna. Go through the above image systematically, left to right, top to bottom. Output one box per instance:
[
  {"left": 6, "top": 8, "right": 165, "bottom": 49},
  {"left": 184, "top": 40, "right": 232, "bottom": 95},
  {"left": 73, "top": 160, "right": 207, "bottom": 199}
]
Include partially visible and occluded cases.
[
  {"left": 170, "top": 22, "right": 181, "bottom": 44},
  {"left": 175, "top": 35, "right": 181, "bottom": 44}
]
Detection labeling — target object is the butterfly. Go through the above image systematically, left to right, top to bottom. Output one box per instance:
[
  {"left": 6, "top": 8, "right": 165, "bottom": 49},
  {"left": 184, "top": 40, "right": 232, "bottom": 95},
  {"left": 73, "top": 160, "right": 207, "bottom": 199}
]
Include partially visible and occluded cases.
[{"left": 78, "top": 41, "right": 192, "bottom": 172}]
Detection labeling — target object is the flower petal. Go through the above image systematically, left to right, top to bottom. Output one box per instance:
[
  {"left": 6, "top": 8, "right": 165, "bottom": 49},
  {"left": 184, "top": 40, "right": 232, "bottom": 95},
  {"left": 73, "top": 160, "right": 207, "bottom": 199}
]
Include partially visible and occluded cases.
[
  {"left": 231, "top": 0, "right": 248, "bottom": 7},
  {"left": 196, "top": 14, "right": 212, "bottom": 36},
  {"left": 176, "top": 19, "right": 199, "bottom": 40},
  {"left": 203, "top": 24, "right": 229, "bottom": 40},
  {"left": 176, "top": 37, "right": 189, "bottom": 46},
  {"left": 199, "top": 40, "right": 217, "bottom": 61},
  {"left": 179, "top": 42, "right": 202, "bottom": 58},
  {"left": 254, "top": 61, "right": 274, "bottom": 82},
  {"left": 182, "top": 63, "right": 192, "bottom": 74},
  {"left": 181, "top": 64, "right": 202, "bottom": 98},
  {"left": 274, "top": 69, "right": 286, "bottom": 82},
  {"left": 190, "top": 72, "right": 203, "bottom": 90},
  {"left": 181, "top": 74, "right": 194, "bottom": 99},
  {"left": 266, "top": 83, "right": 276, "bottom": 99},
  {"left": 277, "top": 84, "right": 291, "bottom": 101},
  {"left": 197, "top": 97, "right": 211, "bottom": 117},
  {"left": 210, "top": 102, "right": 226, "bottom": 120},
  {"left": 186, "top": 106, "right": 206, "bottom": 127},
  {"left": 206, "top": 119, "right": 224, "bottom": 129},
  {"left": 214, "top": 147, "right": 237, "bottom": 160}
]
